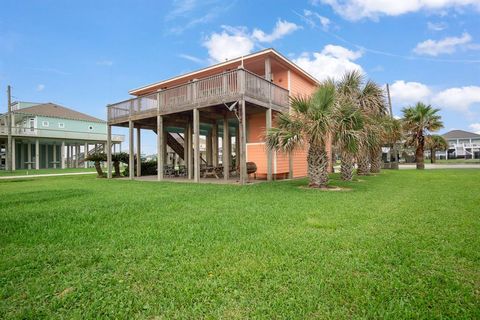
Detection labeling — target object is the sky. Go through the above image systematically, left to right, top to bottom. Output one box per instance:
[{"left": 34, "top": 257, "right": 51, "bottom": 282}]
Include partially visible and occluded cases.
[{"left": 1, "top": 0, "right": 479, "bottom": 154}]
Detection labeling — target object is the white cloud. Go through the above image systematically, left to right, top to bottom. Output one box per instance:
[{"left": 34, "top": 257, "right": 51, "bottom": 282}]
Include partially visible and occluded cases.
[
  {"left": 315, "top": 0, "right": 480, "bottom": 21},
  {"left": 303, "top": 9, "right": 331, "bottom": 30},
  {"left": 203, "top": 20, "right": 300, "bottom": 63},
  {"left": 252, "top": 20, "right": 301, "bottom": 43},
  {"left": 427, "top": 21, "right": 447, "bottom": 31},
  {"left": 203, "top": 26, "right": 255, "bottom": 62},
  {"left": 413, "top": 33, "right": 474, "bottom": 56},
  {"left": 293, "top": 45, "right": 364, "bottom": 81},
  {"left": 179, "top": 53, "right": 204, "bottom": 64},
  {"left": 389, "top": 80, "right": 432, "bottom": 105},
  {"left": 389, "top": 81, "right": 480, "bottom": 117},
  {"left": 36, "top": 84, "right": 45, "bottom": 92},
  {"left": 432, "top": 86, "right": 480, "bottom": 113},
  {"left": 469, "top": 123, "right": 480, "bottom": 134}
]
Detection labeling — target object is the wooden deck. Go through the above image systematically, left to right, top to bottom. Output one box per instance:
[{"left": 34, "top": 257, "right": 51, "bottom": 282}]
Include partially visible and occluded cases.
[{"left": 107, "top": 68, "right": 289, "bottom": 125}]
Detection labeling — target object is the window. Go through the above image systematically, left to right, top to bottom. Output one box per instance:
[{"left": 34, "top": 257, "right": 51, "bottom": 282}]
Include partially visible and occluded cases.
[
  {"left": 30, "top": 118, "right": 35, "bottom": 132},
  {"left": 42, "top": 121, "right": 49, "bottom": 127},
  {"left": 58, "top": 123, "right": 65, "bottom": 128},
  {"left": 88, "top": 125, "right": 94, "bottom": 131}
]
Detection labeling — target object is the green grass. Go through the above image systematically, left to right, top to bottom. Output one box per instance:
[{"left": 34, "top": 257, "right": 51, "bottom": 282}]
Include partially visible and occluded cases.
[
  {"left": 0, "top": 168, "right": 96, "bottom": 177},
  {"left": 0, "top": 170, "right": 479, "bottom": 319}
]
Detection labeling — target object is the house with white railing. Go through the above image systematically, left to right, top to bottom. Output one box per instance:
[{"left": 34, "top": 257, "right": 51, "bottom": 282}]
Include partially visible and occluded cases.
[
  {"left": 0, "top": 101, "right": 124, "bottom": 170},
  {"left": 442, "top": 130, "right": 480, "bottom": 159}
]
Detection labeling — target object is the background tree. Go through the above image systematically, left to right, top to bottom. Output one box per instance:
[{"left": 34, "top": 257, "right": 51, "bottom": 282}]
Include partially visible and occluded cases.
[
  {"left": 336, "top": 71, "right": 387, "bottom": 175},
  {"left": 266, "top": 81, "right": 336, "bottom": 188},
  {"left": 333, "top": 97, "right": 365, "bottom": 181},
  {"left": 402, "top": 102, "right": 444, "bottom": 169},
  {"left": 382, "top": 116, "right": 403, "bottom": 168},
  {"left": 426, "top": 135, "right": 448, "bottom": 163},
  {"left": 111, "top": 152, "right": 129, "bottom": 177},
  {"left": 85, "top": 153, "right": 106, "bottom": 178}
]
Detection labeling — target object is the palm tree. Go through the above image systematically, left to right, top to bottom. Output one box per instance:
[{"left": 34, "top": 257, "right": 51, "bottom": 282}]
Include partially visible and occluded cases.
[
  {"left": 336, "top": 71, "right": 387, "bottom": 175},
  {"left": 266, "top": 81, "right": 336, "bottom": 188},
  {"left": 333, "top": 97, "right": 365, "bottom": 181},
  {"left": 402, "top": 102, "right": 444, "bottom": 169},
  {"left": 382, "top": 116, "right": 403, "bottom": 168},
  {"left": 426, "top": 135, "right": 448, "bottom": 163},
  {"left": 85, "top": 152, "right": 106, "bottom": 177},
  {"left": 112, "top": 152, "right": 129, "bottom": 177}
]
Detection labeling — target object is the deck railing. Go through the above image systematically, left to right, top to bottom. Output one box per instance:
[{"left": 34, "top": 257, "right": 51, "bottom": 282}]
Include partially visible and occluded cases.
[{"left": 107, "top": 68, "right": 290, "bottom": 123}]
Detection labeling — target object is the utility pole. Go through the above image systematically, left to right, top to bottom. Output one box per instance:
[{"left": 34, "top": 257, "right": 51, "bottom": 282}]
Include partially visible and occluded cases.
[
  {"left": 386, "top": 83, "right": 398, "bottom": 169},
  {"left": 6, "top": 85, "right": 12, "bottom": 171}
]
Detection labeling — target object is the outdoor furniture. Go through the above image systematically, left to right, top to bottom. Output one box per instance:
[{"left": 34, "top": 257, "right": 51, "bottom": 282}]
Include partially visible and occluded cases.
[
  {"left": 163, "top": 165, "right": 176, "bottom": 178},
  {"left": 204, "top": 165, "right": 220, "bottom": 179}
]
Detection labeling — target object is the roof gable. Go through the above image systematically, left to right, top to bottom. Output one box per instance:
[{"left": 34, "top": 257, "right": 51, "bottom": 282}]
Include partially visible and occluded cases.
[
  {"left": 129, "top": 48, "right": 320, "bottom": 96},
  {"left": 14, "top": 103, "right": 105, "bottom": 123},
  {"left": 442, "top": 130, "right": 480, "bottom": 139}
]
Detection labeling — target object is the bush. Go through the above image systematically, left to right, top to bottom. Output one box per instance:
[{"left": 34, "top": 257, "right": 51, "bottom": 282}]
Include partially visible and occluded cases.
[{"left": 123, "top": 160, "right": 158, "bottom": 176}]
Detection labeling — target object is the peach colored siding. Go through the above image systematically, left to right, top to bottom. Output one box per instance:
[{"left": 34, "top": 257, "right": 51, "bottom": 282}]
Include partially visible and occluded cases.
[
  {"left": 290, "top": 70, "right": 316, "bottom": 98},
  {"left": 247, "top": 112, "right": 266, "bottom": 143}
]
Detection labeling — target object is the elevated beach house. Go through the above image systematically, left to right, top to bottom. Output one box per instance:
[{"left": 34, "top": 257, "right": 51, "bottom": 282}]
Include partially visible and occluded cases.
[
  {"left": 106, "top": 48, "right": 323, "bottom": 184},
  {"left": 0, "top": 101, "right": 124, "bottom": 170},
  {"left": 442, "top": 130, "right": 480, "bottom": 159}
]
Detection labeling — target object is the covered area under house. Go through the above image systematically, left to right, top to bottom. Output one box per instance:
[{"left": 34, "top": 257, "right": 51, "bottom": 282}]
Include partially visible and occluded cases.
[{"left": 106, "top": 64, "right": 291, "bottom": 185}]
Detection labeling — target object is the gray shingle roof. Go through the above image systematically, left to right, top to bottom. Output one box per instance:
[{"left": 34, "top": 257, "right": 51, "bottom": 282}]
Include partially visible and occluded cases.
[
  {"left": 14, "top": 103, "right": 105, "bottom": 123},
  {"left": 442, "top": 130, "right": 480, "bottom": 139}
]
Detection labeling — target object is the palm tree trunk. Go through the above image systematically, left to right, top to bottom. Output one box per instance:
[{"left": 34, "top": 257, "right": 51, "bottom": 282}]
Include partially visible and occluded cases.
[
  {"left": 416, "top": 136, "right": 425, "bottom": 169},
  {"left": 307, "top": 143, "right": 329, "bottom": 188},
  {"left": 369, "top": 147, "right": 382, "bottom": 173},
  {"left": 430, "top": 149, "right": 436, "bottom": 163},
  {"left": 357, "top": 150, "right": 370, "bottom": 175},
  {"left": 341, "top": 152, "right": 354, "bottom": 181},
  {"left": 94, "top": 161, "right": 104, "bottom": 178},
  {"left": 113, "top": 161, "right": 121, "bottom": 177}
]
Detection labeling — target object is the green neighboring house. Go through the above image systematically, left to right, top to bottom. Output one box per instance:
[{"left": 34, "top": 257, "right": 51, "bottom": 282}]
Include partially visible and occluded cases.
[{"left": 0, "top": 101, "right": 124, "bottom": 170}]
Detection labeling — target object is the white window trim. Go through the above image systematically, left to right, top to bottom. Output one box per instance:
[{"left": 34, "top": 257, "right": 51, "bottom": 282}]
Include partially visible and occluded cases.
[
  {"left": 42, "top": 120, "right": 49, "bottom": 127},
  {"left": 58, "top": 123, "right": 65, "bottom": 128},
  {"left": 88, "top": 125, "right": 94, "bottom": 131}
]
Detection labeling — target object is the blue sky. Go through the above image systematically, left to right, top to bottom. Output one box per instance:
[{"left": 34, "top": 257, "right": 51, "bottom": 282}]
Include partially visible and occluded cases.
[{"left": 1, "top": 0, "right": 479, "bottom": 154}]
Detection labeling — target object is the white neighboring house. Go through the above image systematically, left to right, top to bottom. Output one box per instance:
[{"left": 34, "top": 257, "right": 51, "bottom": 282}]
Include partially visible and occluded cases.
[{"left": 442, "top": 130, "right": 480, "bottom": 159}]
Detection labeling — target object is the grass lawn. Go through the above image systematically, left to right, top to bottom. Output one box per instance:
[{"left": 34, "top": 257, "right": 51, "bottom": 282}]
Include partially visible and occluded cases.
[
  {"left": 0, "top": 168, "right": 96, "bottom": 177},
  {"left": 0, "top": 170, "right": 479, "bottom": 319}
]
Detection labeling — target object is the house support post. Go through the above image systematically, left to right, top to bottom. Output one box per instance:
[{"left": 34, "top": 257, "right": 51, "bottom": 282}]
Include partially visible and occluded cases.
[
  {"left": 239, "top": 99, "right": 247, "bottom": 185},
  {"left": 193, "top": 108, "right": 200, "bottom": 183},
  {"left": 266, "top": 108, "right": 273, "bottom": 181},
  {"left": 157, "top": 115, "right": 164, "bottom": 181},
  {"left": 223, "top": 115, "right": 229, "bottom": 180},
  {"left": 129, "top": 120, "right": 134, "bottom": 180},
  {"left": 187, "top": 121, "right": 193, "bottom": 180},
  {"left": 212, "top": 122, "right": 218, "bottom": 166},
  {"left": 107, "top": 125, "right": 112, "bottom": 179},
  {"left": 136, "top": 127, "right": 141, "bottom": 177},
  {"left": 206, "top": 131, "right": 212, "bottom": 165},
  {"left": 11, "top": 137, "right": 16, "bottom": 171},
  {"left": 35, "top": 139, "right": 40, "bottom": 170},
  {"left": 20, "top": 141, "right": 24, "bottom": 169},
  {"left": 60, "top": 141, "right": 65, "bottom": 169},
  {"left": 27, "top": 142, "right": 32, "bottom": 170},
  {"left": 84, "top": 142, "right": 88, "bottom": 168},
  {"left": 53, "top": 143, "right": 57, "bottom": 169},
  {"left": 45, "top": 144, "right": 48, "bottom": 169},
  {"left": 75, "top": 144, "right": 80, "bottom": 168},
  {"left": 66, "top": 145, "right": 70, "bottom": 168}
]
